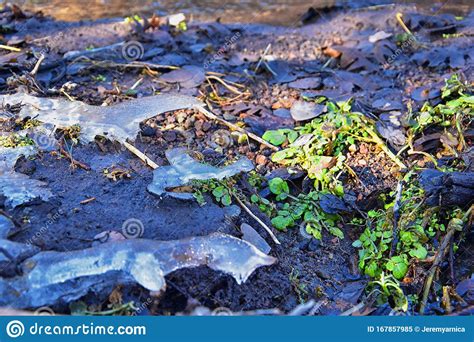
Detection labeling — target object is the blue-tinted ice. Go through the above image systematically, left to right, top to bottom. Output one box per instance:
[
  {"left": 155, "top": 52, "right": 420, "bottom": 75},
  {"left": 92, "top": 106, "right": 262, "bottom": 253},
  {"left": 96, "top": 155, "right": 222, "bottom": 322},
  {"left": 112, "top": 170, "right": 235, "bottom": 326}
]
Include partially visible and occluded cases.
[
  {"left": 0, "top": 92, "right": 203, "bottom": 142},
  {"left": 0, "top": 146, "right": 53, "bottom": 208},
  {"left": 148, "top": 148, "right": 254, "bottom": 199},
  {"left": 0, "top": 233, "right": 276, "bottom": 308}
]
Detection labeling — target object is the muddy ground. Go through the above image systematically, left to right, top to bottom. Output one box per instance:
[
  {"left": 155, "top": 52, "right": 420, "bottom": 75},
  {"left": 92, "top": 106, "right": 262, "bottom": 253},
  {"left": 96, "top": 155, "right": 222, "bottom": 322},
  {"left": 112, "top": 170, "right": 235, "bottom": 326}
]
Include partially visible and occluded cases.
[{"left": 0, "top": 3, "right": 473, "bottom": 315}]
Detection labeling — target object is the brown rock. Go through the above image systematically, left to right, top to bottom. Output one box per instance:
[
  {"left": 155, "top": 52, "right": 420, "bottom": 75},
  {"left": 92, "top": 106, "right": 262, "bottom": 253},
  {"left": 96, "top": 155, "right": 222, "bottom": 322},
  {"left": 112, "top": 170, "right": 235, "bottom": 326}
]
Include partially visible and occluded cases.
[{"left": 255, "top": 154, "right": 267, "bottom": 166}]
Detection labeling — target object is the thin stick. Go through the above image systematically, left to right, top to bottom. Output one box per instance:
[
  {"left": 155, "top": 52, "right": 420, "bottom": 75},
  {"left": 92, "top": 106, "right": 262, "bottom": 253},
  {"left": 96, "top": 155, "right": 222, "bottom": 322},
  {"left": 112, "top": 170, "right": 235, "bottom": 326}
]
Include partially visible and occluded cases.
[
  {"left": 396, "top": 13, "right": 413, "bottom": 35},
  {"left": 255, "top": 43, "right": 272, "bottom": 73},
  {"left": 0, "top": 44, "right": 21, "bottom": 52},
  {"left": 30, "top": 54, "right": 45, "bottom": 76},
  {"left": 206, "top": 75, "right": 246, "bottom": 94},
  {"left": 130, "top": 77, "right": 143, "bottom": 90},
  {"left": 195, "top": 105, "right": 279, "bottom": 151},
  {"left": 123, "top": 141, "right": 159, "bottom": 169},
  {"left": 59, "top": 143, "right": 90, "bottom": 171},
  {"left": 233, "top": 194, "right": 281, "bottom": 245},
  {"left": 80, "top": 197, "right": 96, "bottom": 205},
  {"left": 420, "top": 208, "right": 471, "bottom": 315},
  {"left": 419, "top": 225, "right": 455, "bottom": 314}
]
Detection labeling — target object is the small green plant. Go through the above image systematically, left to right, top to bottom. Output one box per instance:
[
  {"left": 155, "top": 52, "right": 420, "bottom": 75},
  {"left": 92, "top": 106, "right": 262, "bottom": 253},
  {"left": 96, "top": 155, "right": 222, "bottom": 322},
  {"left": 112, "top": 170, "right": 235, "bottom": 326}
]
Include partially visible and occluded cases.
[
  {"left": 124, "top": 14, "right": 142, "bottom": 24},
  {"left": 177, "top": 21, "right": 187, "bottom": 31},
  {"left": 92, "top": 74, "right": 107, "bottom": 82},
  {"left": 410, "top": 74, "right": 473, "bottom": 134},
  {"left": 263, "top": 98, "right": 378, "bottom": 196},
  {"left": 22, "top": 119, "right": 41, "bottom": 130},
  {"left": 60, "top": 124, "right": 81, "bottom": 144},
  {"left": 0, "top": 134, "right": 34, "bottom": 148},
  {"left": 246, "top": 170, "right": 265, "bottom": 189},
  {"left": 352, "top": 173, "right": 464, "bottom": 280},
  {"left": 267, "top": 177, "right": 344, "bottom": 240},
  {"left": 192, "top": 178, "right": 236, "bottom": 206},
  {"left": 250, "top": 194, "right": 275, "bottom": 217},
  {"left": 289, "top": 268, "right": 309, "bottom": 303},
  {"left": 368, "top": 272, "right": 408, "bottom": 311}
]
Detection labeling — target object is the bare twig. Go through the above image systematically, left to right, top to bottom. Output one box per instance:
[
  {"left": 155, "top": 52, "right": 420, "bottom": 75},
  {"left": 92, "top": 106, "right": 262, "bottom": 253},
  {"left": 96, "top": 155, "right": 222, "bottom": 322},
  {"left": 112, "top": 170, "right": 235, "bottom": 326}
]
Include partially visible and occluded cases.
[
  {"left": 396, "top": 13, "right": 413, "bottom": 35},
  {"left": 255, "top": 43, "right": 272, "bottom": 73},
  {"left": 0, "top": 44, "right": 21, "bottom": 52},
  {"left": 30, "top": 54, "right": 45, "bottom": 76},
  {"left": 69, "top": 56, "right": 178, "bottom": 71},
  {"left": 205, "top": 75, "right": 247, "bottom": 95},
  {"left": 195, "top": 105, "right": 279, "bottom": 151},
  {"left": 123, "top": 141, "right": 159, "bottom": 170},
  {"left": 59, "top": 142, "right": 90, "bottom": 171},
  {"left": 233, "top": 194, "right": 281, "bottom": 245},
  {"left": 80, "top": 197, "right": 96, "bottom": 205},
  {"left": 419, "top": 223, "right": 456, "bottom": 314}
]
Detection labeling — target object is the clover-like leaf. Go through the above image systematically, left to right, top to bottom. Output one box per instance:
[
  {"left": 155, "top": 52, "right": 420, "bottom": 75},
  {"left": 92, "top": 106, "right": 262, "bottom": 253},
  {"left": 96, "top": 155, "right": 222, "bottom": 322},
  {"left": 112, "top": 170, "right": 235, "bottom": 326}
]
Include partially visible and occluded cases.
[{"left": 262, "top": 130, "right": 286, "bottom": 146}]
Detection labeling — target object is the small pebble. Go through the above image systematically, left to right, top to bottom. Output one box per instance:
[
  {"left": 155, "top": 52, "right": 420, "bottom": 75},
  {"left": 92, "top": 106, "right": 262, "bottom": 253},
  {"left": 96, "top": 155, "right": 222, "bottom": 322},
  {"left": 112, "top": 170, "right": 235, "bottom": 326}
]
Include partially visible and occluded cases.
[
  {"left": 163, "top": 131, "right": 177, "bottom": 142},
  {"left": 359, "top": 144, "right": 368, "bottom": 154},
  {"left": 255, "top": 154, "right": 267, "bottom": 165}
]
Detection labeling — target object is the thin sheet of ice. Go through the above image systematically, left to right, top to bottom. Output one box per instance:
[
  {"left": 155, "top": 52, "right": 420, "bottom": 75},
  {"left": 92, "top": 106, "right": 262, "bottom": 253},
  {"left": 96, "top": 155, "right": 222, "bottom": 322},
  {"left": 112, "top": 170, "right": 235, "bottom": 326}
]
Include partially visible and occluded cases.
[
  {"left": 0, "top": 93, "right": 203, "bottom": 143},
  {"left": 0, "top": 145, "right": 36, "bottom": 170},
  {"left": 0, "top": 146, "right": 53, "bottom": 208},
  {"left": 148, "top": 148, "right": 254, "bottom": 199},
  {"left": 0, "top": 172, "right": 53, "bottom": 208},
  {"left": 0, "top": 233, "right": 276, "bottom": 308}
]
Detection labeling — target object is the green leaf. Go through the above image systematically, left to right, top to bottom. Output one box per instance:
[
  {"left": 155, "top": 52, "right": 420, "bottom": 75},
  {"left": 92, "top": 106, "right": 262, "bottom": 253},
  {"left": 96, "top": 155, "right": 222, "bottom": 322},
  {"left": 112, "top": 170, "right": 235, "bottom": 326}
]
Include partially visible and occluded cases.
[
  {"left": 262, "top": 130, "right": 286, "bottom": 146},
  {"left": 287, "top": 130, "right": 298, "bottom": 143},
  {"left": 272, "top": 150, "right": 289, "bottom": 162},
  {"left": 269, "top": 177, "right": 289, "bottom": 196},
  {"left": 334, "top": 184, "right": 344, "bottom": 197},
  {"left": 212, "top": 186, "right": 225, "bottom": 198},
  {"left": 221, "top": 194, "right": 232, "bottom": 206},
  {"left": 368, "top": 210, "right": 378, "bottom": 218},
  {"left": 271, "top": 215, "right": 293, "bottom": 230},
  {"left": 306, "top": 223, "right": 322, "bottom": 240},
  {"left": 329, "top": 227, "right": 344, "bottom": 239},
  {"left": 352, "top": 240, "right": 362, "bottom": 248},
  {"left": 409, "top": 245, "right": 427, "bottom": 259},
  {"left": 386, "top": 256, "right": 408, "bottom": 279},
  {"left": 365, "top": 261, "right": 379, "bottom": 277}
]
